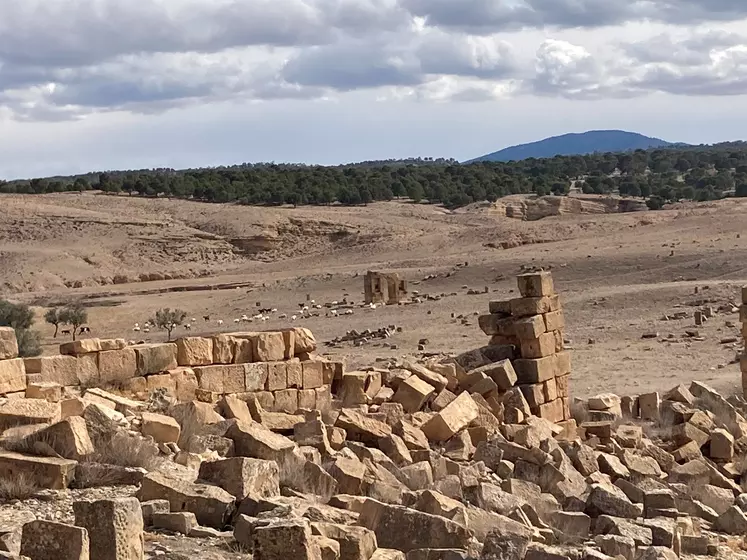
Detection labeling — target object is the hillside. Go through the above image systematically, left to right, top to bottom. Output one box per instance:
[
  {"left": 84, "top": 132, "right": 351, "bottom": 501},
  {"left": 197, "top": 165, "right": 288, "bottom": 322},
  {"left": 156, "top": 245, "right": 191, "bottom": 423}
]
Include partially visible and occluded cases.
[{"left": 469, "top": 130, "right": 677, "bottom": 162}]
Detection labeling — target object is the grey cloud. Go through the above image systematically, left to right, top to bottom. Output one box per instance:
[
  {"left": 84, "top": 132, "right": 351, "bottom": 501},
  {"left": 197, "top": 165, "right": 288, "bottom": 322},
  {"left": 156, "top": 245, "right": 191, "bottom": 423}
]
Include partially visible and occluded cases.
[{"left": 402, "top": 0, "right": 747, "bottom": 33}]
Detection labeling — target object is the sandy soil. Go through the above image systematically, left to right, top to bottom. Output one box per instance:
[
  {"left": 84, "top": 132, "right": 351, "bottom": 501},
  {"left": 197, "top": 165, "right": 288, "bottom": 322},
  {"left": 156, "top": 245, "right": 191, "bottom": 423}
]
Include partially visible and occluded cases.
[{"left": 2, "top": 192, "right": 746, "bottom": 399}]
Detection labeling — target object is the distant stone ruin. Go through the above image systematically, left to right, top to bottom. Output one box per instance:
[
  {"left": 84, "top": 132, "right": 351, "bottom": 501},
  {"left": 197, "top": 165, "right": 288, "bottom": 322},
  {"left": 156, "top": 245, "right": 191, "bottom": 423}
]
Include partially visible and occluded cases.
[{"left": 363, "top": 271, "right": 407, "bottom": 305}]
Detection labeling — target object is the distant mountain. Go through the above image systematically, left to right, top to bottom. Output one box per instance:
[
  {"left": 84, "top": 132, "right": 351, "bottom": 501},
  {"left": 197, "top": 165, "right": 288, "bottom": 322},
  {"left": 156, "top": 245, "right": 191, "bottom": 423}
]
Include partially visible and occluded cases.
[{"left": 468, "top": 130, "right": 679, "bottom": 163}]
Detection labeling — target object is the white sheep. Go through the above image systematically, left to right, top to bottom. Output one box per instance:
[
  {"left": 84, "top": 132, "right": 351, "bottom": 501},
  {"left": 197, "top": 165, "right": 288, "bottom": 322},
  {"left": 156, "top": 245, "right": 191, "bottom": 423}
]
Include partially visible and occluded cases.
[
  {"left": 271, "top": 308, "right": 278, "bottom": 313},
  {"left": 330, "top": 310, "right": 338, "bottom": 316},
  {"left": 344, "top": 310, "right": 354, "bottom": 315},
  {"left": 291, "top": 315, "right": 297, "bottom": 321},
  {"left": 234, "top": 318, "right": 241, "bottom": 323},
  {"left": 217, "top": 320, "right": 224, "bottom": 326},
  {"left": 184, "top": 324, "right": 192, "bottom": 330},
  {"left": 133, "top": 326, "right": 141, "bottom": 332},
  {"left": 143, "top": 327, "right": 150, "bottom": 333}
]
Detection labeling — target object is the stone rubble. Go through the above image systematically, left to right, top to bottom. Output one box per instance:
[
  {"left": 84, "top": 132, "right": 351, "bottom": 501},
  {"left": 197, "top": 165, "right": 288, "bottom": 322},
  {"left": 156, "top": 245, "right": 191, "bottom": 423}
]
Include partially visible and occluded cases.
[{"left": 2, "top": 278, "right": 747, "bottom": 559}]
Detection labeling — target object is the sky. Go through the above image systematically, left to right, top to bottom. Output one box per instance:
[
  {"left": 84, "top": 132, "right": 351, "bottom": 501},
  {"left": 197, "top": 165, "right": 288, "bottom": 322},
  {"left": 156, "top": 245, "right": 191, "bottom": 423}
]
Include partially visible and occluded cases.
[{"left": 3, "top": 0, "right": 747, "bottom": 179}]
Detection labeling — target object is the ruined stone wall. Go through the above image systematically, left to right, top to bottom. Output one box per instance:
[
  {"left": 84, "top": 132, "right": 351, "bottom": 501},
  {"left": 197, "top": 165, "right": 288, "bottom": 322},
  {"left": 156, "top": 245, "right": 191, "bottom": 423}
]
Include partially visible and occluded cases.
[
  {"left": 364, "top": 271, "right": 406, "bottom": 305},
  {"left": 478, "top": 271, "right": 572, "bottom": 425},
  {"left": 741, "top": 285, "right": 747, "bottom": 398},
  {"left": 1, "top": 328, "right": 341, "bottom": 416}
]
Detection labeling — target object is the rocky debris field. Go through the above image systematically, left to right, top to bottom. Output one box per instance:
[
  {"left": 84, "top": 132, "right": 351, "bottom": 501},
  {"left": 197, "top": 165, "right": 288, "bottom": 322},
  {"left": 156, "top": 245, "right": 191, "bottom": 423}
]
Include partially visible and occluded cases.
[{"left": 0, "top": 275, "right": 746, "bottom": 559}]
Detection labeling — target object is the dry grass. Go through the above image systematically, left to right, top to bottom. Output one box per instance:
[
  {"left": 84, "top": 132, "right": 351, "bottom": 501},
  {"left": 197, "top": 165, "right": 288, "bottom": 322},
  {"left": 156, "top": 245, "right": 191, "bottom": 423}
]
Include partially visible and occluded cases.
[
  {"left": 87, "top": 432, "right": 163, "bottom": 471},
  {"left": 0, "top": 472, "right": 39, "bottom": 501}
]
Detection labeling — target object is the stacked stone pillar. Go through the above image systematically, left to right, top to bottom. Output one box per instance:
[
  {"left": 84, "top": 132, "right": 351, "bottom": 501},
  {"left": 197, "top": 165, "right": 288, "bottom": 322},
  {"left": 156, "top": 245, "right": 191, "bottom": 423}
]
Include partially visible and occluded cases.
[
  {"left": 479, "top": 271, "right": 572, "bottom": 424},
  {"left": 741, "top": 285, "right": 747, "bottom": 398}
]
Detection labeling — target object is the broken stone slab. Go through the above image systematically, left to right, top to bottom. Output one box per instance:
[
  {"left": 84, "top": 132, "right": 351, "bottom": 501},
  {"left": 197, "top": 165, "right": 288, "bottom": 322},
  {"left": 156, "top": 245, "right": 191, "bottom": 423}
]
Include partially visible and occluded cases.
[
  {"left": 0, "top": 328, "right": 18, "bottom": 360},
  {"left": 0, "top": 358, "right": 25, "bottom": 396},
  {"left": 400, "top": 361, "right": 448, "bottom": 393},
  {"left": 392, "top": 376, "right": 435, "bottom": 414},
  {"left": 85, "top": 388, "right": 145, "bottom": 415},
  {"left": 421, "top": 393, "right": 479, "bottom": 443},
  {"left": 0, "top": 399, "right": 60, "bottom": 430},
  {"left": 337, "top": 409, "right": 392, "bottom": 446},
  {"left": 140, "top": 411, "right": 181, "bottom": 444},
  {"left": 20, "top": 416, "right": 94, "bottom": 461},
  {"left": 227, "top": 421, "right": 301, "bottom": 478},
  {"left": 0, "top": 450, "right": 76, "bottom": 489},
  {"left": 198, "top": 457, "right": 280, "bottom": 500},
  {"left": 136, "top": 470, "right": 235, "bottom": 528},
  {"left": 586, "top": 483, "right": 642, "bottom": 519},
  {"left": 73, "top": 497, "right": 144, "bottom": 560},
  {"left": 140, "top": 499, "right": 170, "bottom": 526},
  {"left": 357, "top": 499, "right": 471, "bottom": 553},
  {"left": 714, "top": 505, "right": 747, "bottom": 534},
  {"left": 151, "top": 511, "right": 198, "bottom": 535},
  {"left": 595, "top": 515, "right": 652, "bottom": 547},
  {"left": 253, "top": 518, "right": 320, "bottom": 560},
  {"left": 20, "top": 520, "right": 89, "bottom": 560},
  {"left": 480, "top": 520, "right": 532, "bottom": 560},
  {"left": 311, "top": 522, "right": 378, "bottom": 560},
  {"left": 594, "top": 535, "right": 635, "bottom": 560}
]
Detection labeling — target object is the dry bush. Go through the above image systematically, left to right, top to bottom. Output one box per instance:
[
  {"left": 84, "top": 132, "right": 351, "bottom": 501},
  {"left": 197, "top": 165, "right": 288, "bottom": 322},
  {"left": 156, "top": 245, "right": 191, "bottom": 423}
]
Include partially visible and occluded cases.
[
  {"left": 86, "top": 432, "right": 162, "bottom": 471},
  {"left": 0, "top": 472, "right": 39, "bottom": 501}
]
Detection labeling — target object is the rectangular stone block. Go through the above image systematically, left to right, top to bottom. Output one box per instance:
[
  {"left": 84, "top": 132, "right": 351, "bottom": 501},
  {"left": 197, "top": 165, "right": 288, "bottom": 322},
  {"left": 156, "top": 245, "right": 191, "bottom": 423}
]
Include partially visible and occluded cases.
[
  {"left": 517, "top": 271, "right": 555, "bottom": 297},
  {"left": 510, "top": 295, "right": 561, "bottom": 317},
  {"left": 488, "top": 299, "right": 512, "bottom": 315},
  {"left": 544, "top": 310, "right": 565, "bottom": 332},
  {"left": 478, "top": 314, "right": 515, "bottom": 337},
  {"left": 513, "top": 315, "right": 546, "bottom": 340},
  {"left": 0, "top": 327, "right": 18, "bottom": 360},
  {"left": 282, "top": 329, "right": 295, "bottom": 360},
  {"left": 552, "top": 330, "right": 564, "bottom": 352},
  {"left": 253, "top": 332, "right": 286, "bottom": 362},
  {"left": 520, "top": 332, "right": 556, "bottom": 359},
  {"left": 212, "top": 334, "right": 234, "bottom": 364},
  {"left": 176, "top": 337, "right": 214, "bottom": 366},
  {"left": 233, "top": 338, "right": 254, "bottom": 364},
  {"left": 60, "top": 339, "right": 101, "bottom": 356},
  {"left": 99, "top": 339, "right": 127, "bottom": 351},
  {"left": 133, "top": 343, "right": 178, "bottom": 376},
  {"left": 98, "top": 348, "right": 137, "bottom": 385},
  {"left": 555, "top": 351, "right": 571, "bottom": 376},
  {"left": 77, "top": 353, "right": 100, "bottom": 386},
  {"left": 24, "top": 355, "right": 80, "bottom": 386},
  {"left": 514, "top": 355, "right": 556, "bottom": 384},
  {"left": 0, "top": 358, "right": 26, "bottom": 395},
  {"left": 322, "top": 361, "right": 344, "bottom": 385},
  {"left": 245, "top": 362, "right": 269, "bottom": 392},
  {"left": 267, "top": 362, "right": 287, "bottom": 391},
  {"left": 286, "top": 362, "right": 302, "bottom": 389},
  {"left": 302, "top": 362, "right": 324, "bottom": 389},
  {"left": 194, "top": 365, "right": 224, "bottom": 393},
  {"left": 223, "top": 365, "right": 247, "bottom": 394},
  {"left": 169, "top": 367, "right": 198, "bottom": 401},
  {"left": 146, "top": 373, "right": 176, "bottom": 394},
  {"left": 556, "top": 374, "right": 570, "bottom": 398},
  {"left": 123, "top": 376, "right": 147, "bottom": 394},
  {"left": 543, "top": 377, "right": 558, "bottom": 402},
  {"left": 520, "top": 383, "right": 545, "bottom": 408},
  {"left": 315, "top": 386, "right": 332, "bottom": 412},
  {"left": 274, "top": 389, "right": 299, "bottom": 414},
  {"left": 298, "top": 389, "right": 316, "bottom": 410},
  {"left": 255, "top": 391, "right": 275, "bottom": 411},
  {"left": 422, "top": 392, "right": 479, "bottom": 442},
  {"left": 561, "top": 397, "right": 571, "bottom": 420},
  {"left": 536, "top": 398, "right": 564, "bottom": 423},
  {"left": 0, "top": 451, "right": 76, "bottom": 489},
  {"left": 72, "top": 497, "right": 144, "bottom": 560},
  {"left": 21, "top": 520, "right": 90, "bottom": 560}
]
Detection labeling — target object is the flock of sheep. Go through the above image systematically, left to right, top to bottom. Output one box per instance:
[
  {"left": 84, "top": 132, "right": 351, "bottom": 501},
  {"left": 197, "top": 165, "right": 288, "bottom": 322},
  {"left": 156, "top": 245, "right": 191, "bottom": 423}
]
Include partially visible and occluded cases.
[{"left": 131, "top": 299, "right": 369, "bottom": 334}]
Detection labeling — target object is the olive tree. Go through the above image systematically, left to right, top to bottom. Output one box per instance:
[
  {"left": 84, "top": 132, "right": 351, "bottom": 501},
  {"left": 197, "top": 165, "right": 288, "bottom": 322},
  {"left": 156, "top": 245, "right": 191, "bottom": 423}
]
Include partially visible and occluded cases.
[
  {"left": 59, "top": 305, "right": 88, "bottom": 341},
  {"left": 152, "top": 308, "right": 187, "bottom": 341}
]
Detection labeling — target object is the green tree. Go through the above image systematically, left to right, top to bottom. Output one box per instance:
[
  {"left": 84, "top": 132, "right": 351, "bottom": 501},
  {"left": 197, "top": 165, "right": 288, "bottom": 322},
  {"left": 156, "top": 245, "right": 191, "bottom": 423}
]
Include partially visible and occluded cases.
[
  {"left": 406, "top": 182, "right": 424, "bottom": 203},
  {"left": 646, "top": 196, "right": 664, "bottom": 210},
  {"left": 0, "top": 299, "right": 42, "bottom": 357},
  {"left": 59, "top": 305, "right": 88, "bottom": 341},
  {"left": 44, "top": 307, "right": 63, "bottom": 338},
  {"left": 152, "top": 308, "right": 187, "bottom": 341}
]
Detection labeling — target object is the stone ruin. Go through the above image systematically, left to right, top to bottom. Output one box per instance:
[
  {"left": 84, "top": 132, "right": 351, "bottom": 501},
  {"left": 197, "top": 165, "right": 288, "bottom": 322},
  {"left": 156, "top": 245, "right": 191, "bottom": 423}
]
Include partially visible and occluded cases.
[
  {"left": 364, "top": 271, "right": 407, "bottom": 305},
  {"left": 2, "top": 274, "right": 747, "bottom": 559}
]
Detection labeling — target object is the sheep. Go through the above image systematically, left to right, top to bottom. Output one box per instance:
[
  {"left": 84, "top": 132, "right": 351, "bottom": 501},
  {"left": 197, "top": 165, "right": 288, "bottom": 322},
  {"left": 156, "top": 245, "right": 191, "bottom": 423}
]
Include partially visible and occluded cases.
[
  {"left": 271, "top": 308, "right": 278, "bottom": 313},
  {"left": 330, "top": 310, "right": 338, "bottom": 317},
  {"left": 344, "top": 310, "right": 354, "bottom": 315},
  {"left": 278, "top": 313, "right": 288, "bottom": 319},
  {"left": 241, "top": 314, "right": 249, "bottom": 322},
  {"left": 204, "top": 315, "right": 211, "bottom": 322},
  {"left": 291, "top": 315, "right": 297, "bottom": 321},
  {"left": 191, "top": 318, "right": 197, "bottom": 323},
  {"left": 234, "top": 318, "right": 241, "bottom": 324},
  {"left": 217, "top": 319, "right": 224, "bottom": 326},
  {"left": 184, "top": 324, "right": 192, "bottom": 330},
  {"left": 133, "top": 326, "right": 141, "bottom": 332},
  {"left": 143, "top": 328, "right": 150, "bottom": 333}
]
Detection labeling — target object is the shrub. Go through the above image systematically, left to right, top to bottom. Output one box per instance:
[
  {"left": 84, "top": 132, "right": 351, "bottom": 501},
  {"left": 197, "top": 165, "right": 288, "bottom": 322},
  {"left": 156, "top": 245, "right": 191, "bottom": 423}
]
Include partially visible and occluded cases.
[
  {"left": 0, "top": 299, "right": 42, "bottom": 357},
  {"left": 15, "top": 328, "right": 42, "bottom": 357},
  {"left": 0, "top": 472, "right": 38, "bottom": 501}
]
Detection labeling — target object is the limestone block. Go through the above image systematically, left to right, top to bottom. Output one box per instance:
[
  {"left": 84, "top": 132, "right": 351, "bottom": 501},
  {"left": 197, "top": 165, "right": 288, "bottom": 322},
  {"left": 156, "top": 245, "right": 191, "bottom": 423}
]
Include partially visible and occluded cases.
[
  {"left": 517, "top": 271, "right": 555, "bottom": 297},
  {"left": 510, "top": 295, "right": 561, "bottom": 318},
  {"left": 478, "top": 314, "right": 516, "bottom": 337},
  {"left": 514, "top": 315, "right": 547, "bottom": 340},
  {"left": 540, "top": 317, "right": 565, "bottom": 344},
  {"left": 0, "top": 327, "right": 18, "bottom": 360},
  {"left": 292, "top": 327, "right": 317, "bottom": 354},
  {"left": 281, "top": 329, "right": 295, "bottom": 360},
  {"left": 253, "top": 332, "right": 286, "bottom": 362},
  {"left": 520, "top": 332, "right": 557, "bottom": 359},
  {"left": 212, "top": 334, "right": 234, "bottom": 364},
  {"left": 176, "top": 337, "right": 214, "bottom": 366},
  {"left": 60, "top": 338, "right": 101, "bottom": 356},
  {"left": 234, "top": 338, "right": 254, "bottom": 364},
  {"left": 99, "top": 339, "right": 127, "bottom": 351},
  {"left": 133, "top": 343, "right": 177, "bottom": 376},
  {"left": 98, "top": 348, "right": 137, "bottom": 385},
  {"left": 555, "top": 352, "right": 571, "bottom": 376},
  {"left": 77, "top": 353, "right": 100, "bottom": 386},
  {"left": 24, "top": 355, "right": 79, "bottom": 386},
  {"left": 513, "top": 356, "right": 556, "bottom": 384},
  {"left": 0, "top": 358, "right": 26, "bottom": 395},
  {"left": 470, "top": 360, "right": 517, "bottom": 391},
  {"left": 245, "top": 362, "right": 269, "bottom": 392},
  {"left": 267, "top": 362, "right": 287, "bottom": 392},
  {"left": 286, "top": 362, "right": 303, "bottom": 388},
  {"left": 302, "top": 362, "right": 324, "bottom": 389},
  {"left": 223, "top": 364, "right": 247, "bottom": 393},
  {"left": 194, "top": 365, "right": 224, "bottom": 393},
  {"left": 168, "top": 367, "right": 198, "bottom": 401},
  {"left": 146, "top": 373, "right": 176, "bottom": 394},
  {"left": 556, "top": 374, "right": 570, "bottom": 398},
  {"left": 392, "top": 375, "right": 435, "bottom": 413},
  {"left": 543, "top": 378, "right": 558, "bottom": 402},
  {"left": 26, "top": 381, "right": 63, "bottom": 402},
  {"left": 520, "top": 383, "right": 545, "bottom": 408},
  {"left": 315, "top": 386, "right": 332, "bottom": 412},
  {"left": 275, "top": 389, "right": 299, "bottom": 414},
  {"left": 299, "top": 389, "right": 317, "bottom": 410},
  {"left": 422, "top": 392, "right": 479, "bottom": 442},
  {"left": 638, "top": 392, "right": 661, "bottom": 421},
  {"left": 220, "top": 395, "right": 253, "bottom": 424},
  {"left": 61, "top": 397, "right": 86, "bottom": 419},
  {"left": 0, "top": 398, "right": 60, "bottom": 429},
  {"left": 535, "top": 398, "right": 564, "bottom": 423},
  {"left": 141, "top": 411, "right": 181, "bottom": 444},
  {"left": 23, "top": 416, "right": 94, "bottom": 461},
  {"left": 710, "top": 428, "right": 734, "bottom": 460},
  {"left": 0, "top": 451, "right": 76, "bottom": 489},
  {"left": 199, "top": 457, "right": 279, "bottom": 500},
  {"left": 137, "top": 471, "right": 234, "bottom": 528},
  {"left": 72, "top": 497, "right": 144, "bottom": 560},
  {"left": 152, "top": 512, "right": 197, "bottom": 536},
  {"left": 253, "top": 519, "right": 319, "bottom": 560},
  {"left": 21, "top": 520, "right": 89, "bottom": 560}
]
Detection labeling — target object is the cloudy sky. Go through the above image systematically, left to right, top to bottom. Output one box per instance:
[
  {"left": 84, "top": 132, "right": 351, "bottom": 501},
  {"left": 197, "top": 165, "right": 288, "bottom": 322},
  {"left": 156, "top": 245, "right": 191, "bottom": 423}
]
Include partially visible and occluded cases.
[{"left": 2, "top": 0, "right": 747, "bottom": 179}]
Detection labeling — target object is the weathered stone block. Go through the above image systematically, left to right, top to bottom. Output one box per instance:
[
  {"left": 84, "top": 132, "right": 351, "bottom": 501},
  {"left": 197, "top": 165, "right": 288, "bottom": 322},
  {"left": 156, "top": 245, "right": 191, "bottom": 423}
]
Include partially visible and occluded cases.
[
  {"left": 518, "top": 271, "right": 555, "bottom": 298},
  {"left": 510, "top": 295, "right": 560, "bottom": 317},
  {"left": 514, "top": 315, "right": 547, "bottom": 340},
  {"left": 0, "top": 328, "right": 18, "bottom": 360},
  {"left": 253, "top": 332, "right": 286, "bottom": 362},
  {"left": 520, "top": 332, "right": 556, "bottom": 359},
  {"left": 212, "top": 334, "right": 234, "bottom": 364},
  {"left": 176, "top": 337, "right": 214, "bottom": 366},
  {"left": 60, "top": 338, "right": 101, "bottom": 356},
  {"left": 234, "top": 338, "right": 254, "bottom": 364},
  {"left": 133, "top": 343, "right": 177, "bottom": 375},
  {"left": 98, "top": 348, "right": 137, "bottom": 385},
  {"left": 513, "top": 356, "right": 556, "bottom": 384},
  {"left": 0, "top": 358, "right": 26, "bottom": 395},
  {"left": 267, "top": 362, "right": 287, "bottom": 392},
  {"left": 286, "top": 362, "right": 303, "bottom": 389},
  {"left": 303, "top": 362, "right": 324, "bottom": 389},
  {"left": 393, "top": 376, "right": 435, "bottom": 413},
  {"left": 275, "top": 389, "right": 299, "bottom": 414},
  {"left": 422, "top": 392, "right": 478, "bottom": 442},
  {"left": 141, "top": 411, "right": 181, "bottom": 444},
  {"left": 23, "top": 416, "right": 94, "bottom": 461},
  {"left": 0, "top": 451, "right": 76, "bottom": 489},
  {"left": 199, "top": 457, "right": 280, "bottom": 500},
  {"left": 73, "top": 497, "right": 144, "bottom": 560},
  {"left": 253, "top": 519, "right": 318, "bottom": 560},
  {"left": 21, "top": 520, "right": 89, "bottom": 560}
]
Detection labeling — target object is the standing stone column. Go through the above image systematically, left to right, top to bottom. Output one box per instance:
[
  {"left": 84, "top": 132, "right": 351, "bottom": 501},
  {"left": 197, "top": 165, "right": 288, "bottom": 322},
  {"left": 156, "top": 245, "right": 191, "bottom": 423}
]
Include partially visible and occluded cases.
[{"left": 73, "top": 497, "right": 144, "bottom": 560}]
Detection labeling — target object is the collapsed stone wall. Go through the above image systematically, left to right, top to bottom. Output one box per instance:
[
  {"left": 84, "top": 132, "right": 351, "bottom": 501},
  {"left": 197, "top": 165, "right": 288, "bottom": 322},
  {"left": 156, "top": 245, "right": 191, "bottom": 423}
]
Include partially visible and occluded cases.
[
  {"left": 364, "top": 271, "right": 407, "bottom": 305},
  {"left": 477, "top": 271, "right": 573, "bottom": 427},
  {"left": 742, "top": 285, "right": 747, "bottom": 398},
  {"left": 0, "top": 328, "right": 342, "bottom": 416}
]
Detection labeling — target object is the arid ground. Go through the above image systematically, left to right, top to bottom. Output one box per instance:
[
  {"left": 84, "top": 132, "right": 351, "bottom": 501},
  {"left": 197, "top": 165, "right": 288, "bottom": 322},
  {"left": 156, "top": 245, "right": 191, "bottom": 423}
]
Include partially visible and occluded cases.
[{"left": 1, "top": 192, "right": 746, "bottom": 399}]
